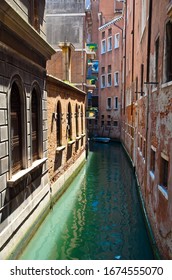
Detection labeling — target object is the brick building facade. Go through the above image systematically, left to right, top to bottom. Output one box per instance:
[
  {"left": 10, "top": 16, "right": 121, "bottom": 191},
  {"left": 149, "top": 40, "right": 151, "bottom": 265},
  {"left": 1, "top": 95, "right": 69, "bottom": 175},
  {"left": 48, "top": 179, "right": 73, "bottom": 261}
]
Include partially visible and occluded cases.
[
  {"left": 0, "top": 0, "right": 55, "bottom": 258},
  {"left": 121, "top": 0, "right": 172, "bottom": 259},
  {"left": 46, "top": 75, "right": 86, "bottom": 185}
]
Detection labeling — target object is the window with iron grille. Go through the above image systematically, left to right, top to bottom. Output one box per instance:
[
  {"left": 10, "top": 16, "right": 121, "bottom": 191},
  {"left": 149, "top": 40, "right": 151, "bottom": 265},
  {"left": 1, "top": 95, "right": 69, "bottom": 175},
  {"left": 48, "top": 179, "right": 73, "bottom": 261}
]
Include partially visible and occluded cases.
[
  {"left": 10, "top": 82, "right": 23, "bottom": 174},
  {"left": 31, "top": 89, "right": 39, "bottom": 161}
]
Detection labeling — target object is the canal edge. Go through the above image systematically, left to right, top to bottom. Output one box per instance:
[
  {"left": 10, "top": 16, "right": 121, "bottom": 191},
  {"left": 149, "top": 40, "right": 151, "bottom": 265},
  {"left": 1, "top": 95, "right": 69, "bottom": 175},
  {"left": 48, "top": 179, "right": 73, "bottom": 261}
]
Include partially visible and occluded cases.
[
  {"left": 121, "top": 142, "right": 161, "bottom": 260},
  {"left": 7, "top": 152, "right": 87, "bottom": 260}
]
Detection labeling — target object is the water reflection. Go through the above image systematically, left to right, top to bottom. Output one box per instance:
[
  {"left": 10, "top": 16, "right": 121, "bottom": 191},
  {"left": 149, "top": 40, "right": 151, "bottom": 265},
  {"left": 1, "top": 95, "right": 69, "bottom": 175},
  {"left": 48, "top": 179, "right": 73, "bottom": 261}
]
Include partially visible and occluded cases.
[{"left": 19, "top": 143, "right": 154, "bottom": 260}]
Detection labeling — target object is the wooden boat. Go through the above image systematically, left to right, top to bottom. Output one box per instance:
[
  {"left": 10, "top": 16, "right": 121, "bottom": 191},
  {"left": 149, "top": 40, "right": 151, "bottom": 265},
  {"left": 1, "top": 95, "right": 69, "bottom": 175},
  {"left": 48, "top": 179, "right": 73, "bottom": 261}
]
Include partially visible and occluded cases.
[{"left": 92, "top": 137, "right": 110, "bottom": 143}]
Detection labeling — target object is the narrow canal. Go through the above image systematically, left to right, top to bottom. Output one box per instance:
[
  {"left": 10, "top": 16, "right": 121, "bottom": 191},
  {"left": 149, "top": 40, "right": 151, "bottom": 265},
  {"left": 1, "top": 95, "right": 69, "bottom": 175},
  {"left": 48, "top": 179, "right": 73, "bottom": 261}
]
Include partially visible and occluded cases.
[{"left": 19, "top": 142, "right": 154, "bottom": 260}]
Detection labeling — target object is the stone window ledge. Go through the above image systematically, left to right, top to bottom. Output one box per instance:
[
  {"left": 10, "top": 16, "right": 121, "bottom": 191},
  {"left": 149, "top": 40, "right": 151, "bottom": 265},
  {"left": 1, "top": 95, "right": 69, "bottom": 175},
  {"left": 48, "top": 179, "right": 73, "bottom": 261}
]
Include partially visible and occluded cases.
[
  {"left": 161, "top": 80, "right": 172, "bottom": 89},
  {"left": 81, "top": 133, "right": 86, "bottom": 137},
  {"left": 76, "top": 136, "right": 82, "bottom": 141},
  {"left": 68, "top": 140, "right": 75, "bottom": 145},
  {"left": 56, "top": 146, "right": 66, "bottom": 153},
  {"left": 7, "top": 158, "right": 47, "bottom": 187},
  {"left": 158, "top": 185, "right": 168, "bottom": 200}
]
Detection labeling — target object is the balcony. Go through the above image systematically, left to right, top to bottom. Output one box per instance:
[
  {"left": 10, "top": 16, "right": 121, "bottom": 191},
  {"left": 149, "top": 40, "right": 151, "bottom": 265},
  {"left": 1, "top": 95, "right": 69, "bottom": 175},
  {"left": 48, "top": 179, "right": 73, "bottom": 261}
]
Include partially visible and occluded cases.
[{"left": 86, "top": 43, "right": 98, "bottom": 60}]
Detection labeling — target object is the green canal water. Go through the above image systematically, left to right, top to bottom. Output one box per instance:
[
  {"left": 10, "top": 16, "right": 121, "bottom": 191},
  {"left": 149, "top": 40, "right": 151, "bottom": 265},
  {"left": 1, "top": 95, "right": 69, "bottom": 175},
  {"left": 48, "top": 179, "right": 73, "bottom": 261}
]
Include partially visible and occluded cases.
[{"left": 19, "top": 142, "right": 154, "bottom": 260}]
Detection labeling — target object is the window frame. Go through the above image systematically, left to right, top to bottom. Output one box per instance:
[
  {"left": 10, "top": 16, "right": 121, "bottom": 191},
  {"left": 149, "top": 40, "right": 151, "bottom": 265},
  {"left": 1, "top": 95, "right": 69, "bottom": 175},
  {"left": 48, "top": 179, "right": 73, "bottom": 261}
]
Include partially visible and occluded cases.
[
  {"left": 114, "top": 33, "right": 120, "bottom": 49},
  {"left": 107, "top": 36, "right": 112, "bottom": 51},
  {"left": 101, "top": 39, "right": 106, "bottom": 54},
  {"left": 114, "top": 71, "right": 119, "bottom": 86},
  {"left": 101, "top": 74, "right": 106, "bottom": 88},
  {"left": 8, "top": 78, "right": 27, "bottom": 179},
  {"left": 114, "top": 96, "right": 118, "bottom": 110},
  {"left": 107, "top": 97, "right": 112, "bottom": 110}
]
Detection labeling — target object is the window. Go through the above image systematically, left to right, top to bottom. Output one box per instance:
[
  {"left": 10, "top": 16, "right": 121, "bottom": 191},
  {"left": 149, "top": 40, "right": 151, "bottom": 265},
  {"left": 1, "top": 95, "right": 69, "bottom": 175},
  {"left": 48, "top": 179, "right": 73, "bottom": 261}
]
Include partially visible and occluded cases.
[
  {"left": 114, "top": 0, "right": 123, "bottom": 13},
  {"left": 166, "top": 21, "right": 172, "bottom": 82},
  {"left": 108, "top": 28, "right": 112, "bottom": 36},
  {"left": 102, "top": 31, "right": 105, "bottom": 39},
  {"left": 114, "top": 33, "right": 120, "bottom": 49},
  {"left": 107, "top": 36, "right": 112, "bottom": 51},
  {"left": 155, "top": 37, "right": 159, "bottom": 82},
  {"left": 101, "top": 39, "right": 106, "bottom": 54},
  {"left": 140, "top": 64, "right": 144, "bottom": 96},
  {"left": 107, "top": 65, "right": 112, "bottom": 86},
  {"left": 101, "top": 66, "right": 105, "bottom": 74},
  {"left": 114, "top": 72, "right": 119, "bottom": 86},
  {"left": 107, "top": 74, "right": 112, "bottom": 87},
  {"left": 101, "top": 75, "right": 106, "bottom": 88},
  {"left": 135, "top": 77, "right": 138, "bottom": 100},
  {"left": 10, "top": 82, "right": 23, "bottom": 174},
  {"left": 31, "top": 89, "right": 39, "bottom": 161},
  {"left": 114, "top": 96, "right": 118, "bottom": 109},
  {"left": 107, "top": 98, "right": 112, "bottom": 110},
  {"left": 57, "top": 101, "right": 62, "bottom": 146},
  {"left": 67, "top": 103, "right": 72, "bottom": 140},
  {"left": 75, "top": 104, "right": 79, "bottom": 137},
  {"left": 81, "top": 105, "right": 84, "bottom": 134},
  {"left": 101, "top": 114, "right": 104, "bottom": 119},
  {"left": 108, "top": 115, "right": 111, "bottom": 119},
  {"left": 101, "top": 120, "right": 104, "bottom": 126},
  {"left": 107, "top": 121, "right": 111, "bottom": 126},
  {"left": 114, "top": 121, "right": 118, "bottom": 126},
  {"left": 143, "top": 139, "right": 146, "bottom": 159},
  {"left": 150, "top": 148, "right": 156, "bottom": 173},
  {"left": 160, "top": 156, "right": 169, "bottom": 190}
]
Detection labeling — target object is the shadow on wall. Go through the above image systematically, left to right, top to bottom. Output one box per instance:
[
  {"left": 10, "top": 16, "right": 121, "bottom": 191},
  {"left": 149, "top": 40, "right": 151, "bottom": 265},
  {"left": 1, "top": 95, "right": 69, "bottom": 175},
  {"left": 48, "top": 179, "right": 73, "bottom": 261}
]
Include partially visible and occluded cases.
[
  {"left": 75, "top": 141, "right": 79, "bottom": 152},
  {"left": 66, "top": 145, "right": 73, "bottom": 161},
  {"left": 54, "top": 152, "right": 63, "bottom": 172},
  {"left": 0, "top": 166, "right": 42, "bottom": 225}
]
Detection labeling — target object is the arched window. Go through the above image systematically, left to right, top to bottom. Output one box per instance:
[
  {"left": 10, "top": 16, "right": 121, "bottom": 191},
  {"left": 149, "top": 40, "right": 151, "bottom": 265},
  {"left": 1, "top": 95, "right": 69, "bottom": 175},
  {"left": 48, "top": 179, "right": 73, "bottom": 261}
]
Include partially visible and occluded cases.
[
  {"left": 10, "top": 82, "right": 23, "bottom": 174},
  {"left": 31, "top": 89, "right": 39, "bottom": 161},
  {"left": 57, "top": 101, "right": 62, "bottom": 146},
  {"left": 67, "top": 103, "right": 72, "bottom": 140},
  {"left": 75, "top": 104, "right": 79, "bottom": 137},
  {"left": 81, "top": 105, "right": 84, "bottom": 134}
]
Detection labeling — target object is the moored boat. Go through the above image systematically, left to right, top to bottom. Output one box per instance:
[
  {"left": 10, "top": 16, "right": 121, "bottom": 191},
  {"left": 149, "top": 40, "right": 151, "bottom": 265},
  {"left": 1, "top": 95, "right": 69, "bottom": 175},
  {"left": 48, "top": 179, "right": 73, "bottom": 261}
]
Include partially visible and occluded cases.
[{"left": 92, "top": 137, "right": 110, "bottom": 143}]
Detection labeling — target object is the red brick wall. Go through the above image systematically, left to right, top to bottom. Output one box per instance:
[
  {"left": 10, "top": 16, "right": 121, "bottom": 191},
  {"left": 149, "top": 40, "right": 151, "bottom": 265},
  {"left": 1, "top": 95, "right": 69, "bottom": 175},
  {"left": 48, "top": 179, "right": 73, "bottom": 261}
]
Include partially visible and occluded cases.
[{"left": 46, "top": 76, "right": 86, "bottom": 182}]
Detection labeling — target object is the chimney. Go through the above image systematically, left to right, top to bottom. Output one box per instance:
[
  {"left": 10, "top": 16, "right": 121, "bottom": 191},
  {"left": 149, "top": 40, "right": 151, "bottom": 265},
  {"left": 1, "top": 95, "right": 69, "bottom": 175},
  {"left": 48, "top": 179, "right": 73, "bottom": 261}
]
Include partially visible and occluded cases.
[{"left": 58, "top": 42, "right": 75, "bottom": 82}]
